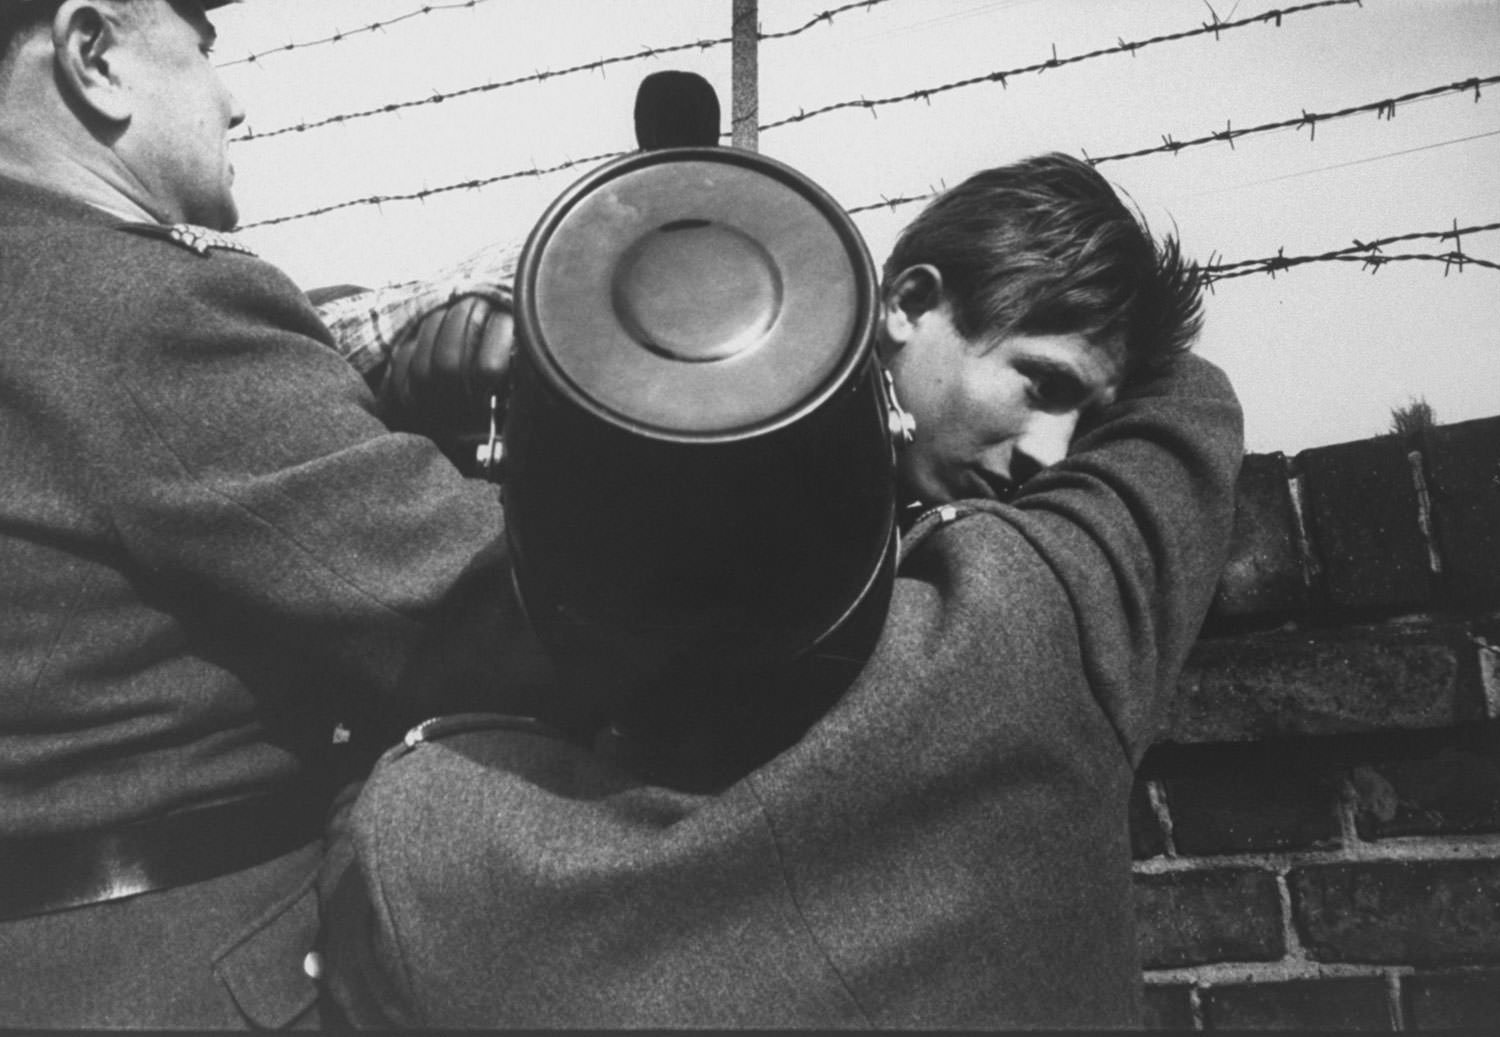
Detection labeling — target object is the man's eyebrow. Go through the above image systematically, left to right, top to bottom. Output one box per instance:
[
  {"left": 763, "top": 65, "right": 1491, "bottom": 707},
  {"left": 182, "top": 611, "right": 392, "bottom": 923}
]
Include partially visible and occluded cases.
[{"left": 1018, "top": 356, "right": 1077, "bottom": 376}]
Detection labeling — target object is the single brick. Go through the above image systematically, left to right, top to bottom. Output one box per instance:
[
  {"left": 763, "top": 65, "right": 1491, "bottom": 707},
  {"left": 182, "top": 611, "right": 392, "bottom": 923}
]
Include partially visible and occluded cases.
[
  {"left": 1425, "top": 416, "right": 1500, "bottom": 606},
  {"left": 1298, "top": 436, "right": 1433, "bottom": 612},
  {"left": 1207, "top": 452, "right": 1309, "bottom": 626},
  {"left": 1168, "top": 631, "right": 1462, "bottom": 744},
  {"left": 1352, "top": 748, "right": 1500, "bottom": 839},
  {"left": 1164, "top": 754, "right": 1341, "bottom": 855},
  {"left": 1130, "top": 778, "right": 1169, "bottom": 860},
  {"left": 1291, "top": 860, "right": 1500, "bottom": 965},
  {"left": 1134, "top": 868, "right": 1283, "bottom": 968},
  {"left": 1403, "top": 966, "right": 1500, "bottom": 1030},
  {"left": 1201, "top": 977, "right": 1392, "bottom": 1030},
  {"left": 1142, "top": 983, "right": 1195, "bottom": 1030}
]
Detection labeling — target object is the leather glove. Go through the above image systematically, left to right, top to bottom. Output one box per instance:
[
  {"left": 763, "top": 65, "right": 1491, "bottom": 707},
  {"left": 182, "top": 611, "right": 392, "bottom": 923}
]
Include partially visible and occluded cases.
[{"left": 382, "top": 290, "right": 514, "bottom": 474}]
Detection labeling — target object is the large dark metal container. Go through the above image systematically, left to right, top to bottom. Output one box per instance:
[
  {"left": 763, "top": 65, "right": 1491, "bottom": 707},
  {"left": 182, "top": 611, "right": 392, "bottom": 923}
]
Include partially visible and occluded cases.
[{"left": 505, "top": 146, "right": 896, "bottom": 711}]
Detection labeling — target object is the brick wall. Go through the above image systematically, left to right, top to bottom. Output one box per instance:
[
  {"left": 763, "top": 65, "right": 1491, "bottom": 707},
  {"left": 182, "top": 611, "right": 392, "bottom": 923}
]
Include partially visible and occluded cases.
[{"left": 1133, "top": 414, "right": 1500, "bottom": 1031}]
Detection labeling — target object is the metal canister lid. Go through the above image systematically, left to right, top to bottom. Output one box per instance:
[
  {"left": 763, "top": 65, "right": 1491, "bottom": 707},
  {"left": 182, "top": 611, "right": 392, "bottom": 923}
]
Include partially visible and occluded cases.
[{"left": 515, "top": 147, "right": 877, "bottom": 442}]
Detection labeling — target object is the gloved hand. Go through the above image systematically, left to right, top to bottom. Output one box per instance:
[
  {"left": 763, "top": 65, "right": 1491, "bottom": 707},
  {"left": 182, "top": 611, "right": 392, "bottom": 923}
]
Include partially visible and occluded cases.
[{"left": 381, "top": 291, "right": 514, "bottom": 475}]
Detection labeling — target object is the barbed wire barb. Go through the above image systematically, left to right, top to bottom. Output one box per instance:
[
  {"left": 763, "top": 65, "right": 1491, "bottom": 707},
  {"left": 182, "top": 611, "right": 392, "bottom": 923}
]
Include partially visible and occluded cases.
[
  {"left": 1203, "top": 1, "right": 1225, "bottom": 41},
  {"left": 1442, "top": 218, "right": 1464, "bottom": 251},
  {"left": 1441, "top": 219, "right": 1466, "bottom": 274}
]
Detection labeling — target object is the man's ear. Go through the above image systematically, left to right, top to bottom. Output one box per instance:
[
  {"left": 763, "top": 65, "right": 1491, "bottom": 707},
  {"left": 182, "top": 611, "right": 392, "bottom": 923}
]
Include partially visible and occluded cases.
[
  {"left": 50, "top": 1, "right": 131, "bottom": 125},
  {"left": 878, "top": 264, "right": 945, "bottom": 354}
]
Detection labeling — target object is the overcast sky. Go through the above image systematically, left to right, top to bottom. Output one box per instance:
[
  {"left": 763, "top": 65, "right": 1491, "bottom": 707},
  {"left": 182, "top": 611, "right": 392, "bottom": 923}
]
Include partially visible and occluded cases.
[{"left": 216, "top": 0, "right": 1499, "bottom": 453}]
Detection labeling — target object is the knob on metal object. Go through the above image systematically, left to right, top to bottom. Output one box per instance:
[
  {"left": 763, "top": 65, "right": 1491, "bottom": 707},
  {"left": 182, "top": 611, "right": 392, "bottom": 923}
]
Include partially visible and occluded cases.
[
  {"left": 503, "top": 145, "right": 896, "bottom": 721},
  {"left": 474, "top": 393, "right": 505, "bottom": 478}
]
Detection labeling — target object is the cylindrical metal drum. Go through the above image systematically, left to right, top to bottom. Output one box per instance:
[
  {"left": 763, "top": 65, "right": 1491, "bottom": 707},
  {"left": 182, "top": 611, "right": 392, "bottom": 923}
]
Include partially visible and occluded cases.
[{"left": 505, "top": 146, "right": 896, "bottom": 718}]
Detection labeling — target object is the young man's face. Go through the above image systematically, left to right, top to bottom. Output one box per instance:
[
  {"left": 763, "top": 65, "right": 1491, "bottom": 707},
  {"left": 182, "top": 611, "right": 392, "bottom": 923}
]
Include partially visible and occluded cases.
[{"left": 879, "top": 269, "right": 1125, "bottom": 507}]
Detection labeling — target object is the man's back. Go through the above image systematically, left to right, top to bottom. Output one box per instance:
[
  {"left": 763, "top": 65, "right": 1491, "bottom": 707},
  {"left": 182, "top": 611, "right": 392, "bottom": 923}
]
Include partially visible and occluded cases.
[{"left": 0, "top": 171, "right": 512, "bottom": 1027}]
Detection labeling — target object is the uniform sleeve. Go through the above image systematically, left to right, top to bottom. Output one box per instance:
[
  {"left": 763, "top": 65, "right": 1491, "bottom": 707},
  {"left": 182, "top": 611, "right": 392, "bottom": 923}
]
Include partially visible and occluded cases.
[
  {"left": 94, "top": 249, "right": 552, "bottom": 721},
  {"left": 909, "top": 349, "right": 1245, "bottom": 762},
  {"left": 320, "top": 350, "right": 1244, "bottom": 1028}
]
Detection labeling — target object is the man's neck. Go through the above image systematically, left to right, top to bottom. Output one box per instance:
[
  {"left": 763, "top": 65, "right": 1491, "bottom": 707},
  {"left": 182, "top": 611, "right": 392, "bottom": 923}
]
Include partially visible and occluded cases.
[{"left": 0, "top": 145, "right": 161, "bottom": 225}]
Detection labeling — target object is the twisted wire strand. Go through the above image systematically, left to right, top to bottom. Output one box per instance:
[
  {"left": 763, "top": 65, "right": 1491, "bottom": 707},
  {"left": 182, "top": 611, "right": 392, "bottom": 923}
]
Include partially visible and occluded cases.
[
  {"left": 217, "top": 0, "right": 496, "bottom": 69},
  {"left": 758, "top": 0, "right": 1364, "bottom": 133},
  {"left": 237, "top": 149, "right": 628, "bottom": 230},
  {"left": 1200, "top": 221, "right": 1500, "bottom": 284}
]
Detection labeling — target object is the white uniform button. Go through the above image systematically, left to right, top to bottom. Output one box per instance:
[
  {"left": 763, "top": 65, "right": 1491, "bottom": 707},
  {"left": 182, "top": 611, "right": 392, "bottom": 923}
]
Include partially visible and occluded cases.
[{"left": 303, "top": 951, "right": 324, "bottom": 980}]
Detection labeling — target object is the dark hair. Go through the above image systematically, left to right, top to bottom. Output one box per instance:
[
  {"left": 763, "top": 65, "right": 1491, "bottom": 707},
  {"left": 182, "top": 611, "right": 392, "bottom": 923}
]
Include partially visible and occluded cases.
[{"left": 882, "top": 152, "right": 1204, "bottom": 374}]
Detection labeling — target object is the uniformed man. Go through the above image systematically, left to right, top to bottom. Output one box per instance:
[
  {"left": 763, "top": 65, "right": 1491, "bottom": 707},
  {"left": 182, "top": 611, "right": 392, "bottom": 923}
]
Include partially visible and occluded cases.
[
  {"left": 0, "top": 1, "right": 550, "bottom": 1027},
  {"left": 318, "top": 154, "right": 1246, "bottom": 1028}
]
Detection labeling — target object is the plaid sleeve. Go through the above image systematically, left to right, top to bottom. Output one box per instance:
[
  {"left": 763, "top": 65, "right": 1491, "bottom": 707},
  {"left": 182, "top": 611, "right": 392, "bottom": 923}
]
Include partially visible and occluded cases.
[{"left": 314, "top": 238, "right": 522, "bottom": 378}]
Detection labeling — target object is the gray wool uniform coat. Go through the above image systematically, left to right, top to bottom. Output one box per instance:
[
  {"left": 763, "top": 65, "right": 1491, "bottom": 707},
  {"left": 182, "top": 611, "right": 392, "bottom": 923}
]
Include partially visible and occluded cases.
[
  {"left": 0, "top": 176, "right": 544, "bottom": 1028},
  {"left": 319, "top": 349, "right": 1244, "bottom": 1028}
]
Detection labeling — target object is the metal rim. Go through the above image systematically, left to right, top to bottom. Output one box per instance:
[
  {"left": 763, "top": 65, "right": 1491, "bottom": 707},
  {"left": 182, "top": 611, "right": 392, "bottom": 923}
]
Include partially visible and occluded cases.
[{"left": 514, "top": 146, "right": 879, "bottom": 444}]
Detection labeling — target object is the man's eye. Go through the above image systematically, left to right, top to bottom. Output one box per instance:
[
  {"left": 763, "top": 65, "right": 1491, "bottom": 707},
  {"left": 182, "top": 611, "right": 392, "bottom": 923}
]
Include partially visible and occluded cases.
[{"left": 1030, "top": 374, "right": 1078, "bottom": 409}]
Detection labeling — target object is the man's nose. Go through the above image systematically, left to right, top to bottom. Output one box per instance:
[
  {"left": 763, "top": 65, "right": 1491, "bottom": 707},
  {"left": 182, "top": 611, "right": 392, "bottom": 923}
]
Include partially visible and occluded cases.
[
  {"left": 227, "top": 91, "right": 247, "bottom": 130},
  {"left": 1011, "top": 411, "right": 1079, "bottom": 484}
]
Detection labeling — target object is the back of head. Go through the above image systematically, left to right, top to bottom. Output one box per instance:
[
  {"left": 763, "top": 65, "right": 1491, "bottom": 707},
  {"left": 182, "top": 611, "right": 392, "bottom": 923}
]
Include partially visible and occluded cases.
[
  {"left": 0, "top": 1, "right": 54, "bottom": 73},
  {"left": 882, "top": 152, "right": 1203, "bottom": 375}
]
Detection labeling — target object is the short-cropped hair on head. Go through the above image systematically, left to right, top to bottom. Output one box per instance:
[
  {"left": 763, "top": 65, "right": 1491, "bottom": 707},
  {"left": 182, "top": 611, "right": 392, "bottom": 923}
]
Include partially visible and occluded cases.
[
  {"left": 0, "top": 1, "right": 60, "bottom": 66},
  {"left": 881, "top": 152, "right": 1204, "bottom": 374}
]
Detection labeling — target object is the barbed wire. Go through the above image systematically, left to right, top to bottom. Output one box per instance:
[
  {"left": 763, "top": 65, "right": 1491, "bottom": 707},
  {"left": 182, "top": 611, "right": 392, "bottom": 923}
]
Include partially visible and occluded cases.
[
  {"left": 216, "top": 0, "right": 495, "bottom": 69},
  {"left": 231, "top": 0, "right": 895, "bottom": 145},
  {"left": 239, "top": 0, "right": 1390, "bottom": 229},
  {"left": 758, "top": 0, "right": 1362, "bottom": 133},
  {"left": 760, "top": 0, "right": 895, "bottom": 41},
  {"left": 847, "top": 75, "right": 1496, "bottom": 216},
  {"left": 1087, "top": 75, "right": 1496, "bottom": 165},
  {"left": 246, "top": 77, "right": 1490, "bottom": 232},
  {"left": 237, "top": 149, "right": 629, "bottom": 230},
  {"left": 846, "top": 191, "right": 934, "bottom": 217},
  {"left": 1199, "top": 221, "right": 1500, "bottom": 284}
]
